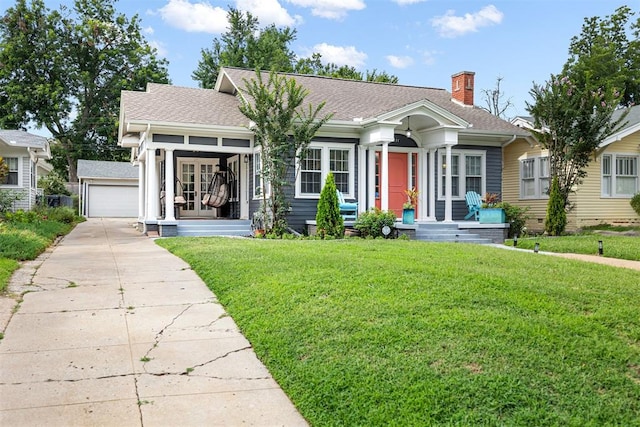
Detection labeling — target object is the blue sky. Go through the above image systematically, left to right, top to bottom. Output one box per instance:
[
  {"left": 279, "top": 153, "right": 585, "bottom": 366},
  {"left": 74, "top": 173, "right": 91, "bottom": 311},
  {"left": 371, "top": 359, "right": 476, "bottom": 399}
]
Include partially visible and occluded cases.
[{"left": 28, "top": 1, "right": 633, "bottom": 118}]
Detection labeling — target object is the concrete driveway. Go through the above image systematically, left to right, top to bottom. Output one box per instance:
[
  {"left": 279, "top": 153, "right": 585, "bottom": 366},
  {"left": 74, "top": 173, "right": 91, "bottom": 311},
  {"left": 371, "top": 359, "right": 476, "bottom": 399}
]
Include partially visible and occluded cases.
[{"left": 0, "top": 218, "right": 307, "bottom": 426}]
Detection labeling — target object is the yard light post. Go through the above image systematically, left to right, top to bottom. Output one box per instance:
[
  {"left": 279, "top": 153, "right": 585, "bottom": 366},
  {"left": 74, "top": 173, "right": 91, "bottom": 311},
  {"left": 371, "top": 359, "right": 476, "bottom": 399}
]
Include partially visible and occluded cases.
[
  {"left": 513, "top": 235, "right": 518, "bottom": 247},
  {"left": 598, "top": 240, "right": 603, "bottom": 256},
  {"left": 534, "top": 242, "right": 540, "bottom": 253}
]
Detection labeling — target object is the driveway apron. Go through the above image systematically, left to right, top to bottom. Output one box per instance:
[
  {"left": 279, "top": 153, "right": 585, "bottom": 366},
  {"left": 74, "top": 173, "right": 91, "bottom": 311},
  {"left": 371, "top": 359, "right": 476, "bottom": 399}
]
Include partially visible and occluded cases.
[{"left": 0, "top": 218, "right": 307, "bottom": 426}]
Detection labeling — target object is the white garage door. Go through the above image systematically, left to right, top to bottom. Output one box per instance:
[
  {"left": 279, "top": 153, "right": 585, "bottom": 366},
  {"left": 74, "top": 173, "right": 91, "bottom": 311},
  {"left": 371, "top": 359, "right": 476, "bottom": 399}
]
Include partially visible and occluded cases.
[{"left": 88, "top": 185, "right": 138, "bottom": 217}]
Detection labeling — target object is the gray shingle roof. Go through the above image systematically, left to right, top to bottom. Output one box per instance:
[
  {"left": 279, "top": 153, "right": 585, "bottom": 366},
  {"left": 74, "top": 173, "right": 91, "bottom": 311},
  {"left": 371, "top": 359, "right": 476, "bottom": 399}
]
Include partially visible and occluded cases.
[
  {"left": 121, "top": 67, "right": 529, "bottom": 137},
  {"left": 611, "top": 104, "right": 640, "bottom": 134},
  {"left": 0, "top": 129, "right": 48, "bottom": 149},
  {"left": 77, "top": 160, "right": 138, "bottom": 179}
]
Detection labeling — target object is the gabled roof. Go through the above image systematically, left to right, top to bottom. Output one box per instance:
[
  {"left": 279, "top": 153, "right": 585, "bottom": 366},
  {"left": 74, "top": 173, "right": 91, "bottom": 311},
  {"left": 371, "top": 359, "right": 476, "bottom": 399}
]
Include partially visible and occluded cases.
[
  {"left": 120, "top": 67, "right": 529, "bottom": 138},
  {"left": 601, "top": 104, "right": 640, "bottom": 146},
  {"left": 0, "top": 129, "right": 48, "bottom": 149},
  {"left": 77, "top": 159, "right": 138, "bottom": 180}
]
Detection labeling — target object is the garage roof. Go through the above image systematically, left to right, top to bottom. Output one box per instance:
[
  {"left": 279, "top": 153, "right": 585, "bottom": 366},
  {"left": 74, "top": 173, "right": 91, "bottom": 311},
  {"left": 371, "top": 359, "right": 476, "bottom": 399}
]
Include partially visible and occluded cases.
[{"left": 77, "top": 160, "right": 138, "bottom": 180}]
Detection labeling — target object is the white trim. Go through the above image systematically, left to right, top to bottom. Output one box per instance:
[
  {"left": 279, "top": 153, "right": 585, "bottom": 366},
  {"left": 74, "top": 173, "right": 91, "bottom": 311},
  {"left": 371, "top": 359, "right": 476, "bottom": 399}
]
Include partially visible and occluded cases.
[
  {"left": 295, "top": 142, "right": 355, "bottom": 199},
  {"left": 437, "top": 149, "right": 487, "bottom": 201},
  {"left": 601, "top": 152, "right": 639, "bottom": 198},
  {"left": 0, "top": 156, "right": 21, "bottom": 188}
]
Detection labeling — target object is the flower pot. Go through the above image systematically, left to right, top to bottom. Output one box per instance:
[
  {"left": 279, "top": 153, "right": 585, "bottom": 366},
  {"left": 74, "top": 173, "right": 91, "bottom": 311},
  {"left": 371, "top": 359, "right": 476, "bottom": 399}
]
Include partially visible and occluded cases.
[
  {"left": 402, "top": 208, "right": 415, "bottom": 224},
  {"left": 479, "top": 208, "right": 505, "bottom": 224}
]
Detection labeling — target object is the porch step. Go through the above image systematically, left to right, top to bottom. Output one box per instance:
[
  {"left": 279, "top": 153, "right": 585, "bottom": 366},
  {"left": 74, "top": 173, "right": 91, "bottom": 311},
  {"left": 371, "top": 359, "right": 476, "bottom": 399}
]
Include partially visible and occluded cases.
[
  {"left": 176, "top": 219, "right": 252, "bottom": 237},
  {"left": 414, "top": 223, "right": 493, "bottom": 244}
]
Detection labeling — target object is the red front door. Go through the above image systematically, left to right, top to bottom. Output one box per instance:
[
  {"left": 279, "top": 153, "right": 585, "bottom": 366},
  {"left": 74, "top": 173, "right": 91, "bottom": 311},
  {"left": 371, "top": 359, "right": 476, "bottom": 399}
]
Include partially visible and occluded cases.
[{"left": 376, "top": 152, "right": 414, "bottom": 218}]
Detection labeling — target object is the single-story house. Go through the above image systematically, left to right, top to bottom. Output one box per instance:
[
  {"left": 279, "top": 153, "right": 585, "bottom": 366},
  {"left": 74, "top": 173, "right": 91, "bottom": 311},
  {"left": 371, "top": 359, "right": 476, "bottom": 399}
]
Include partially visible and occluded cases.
[
  {"left": 118, "top": 67, "right": 531, "bottom": 237},
  {"left": 504, "top": 105, "right": 640, "bottom": 231},
  {"left": 0, "top": 129, "right": 52, "bottom": 211},
  {"left": 77, "top": 159, "right": 139, "bottom": 218}
]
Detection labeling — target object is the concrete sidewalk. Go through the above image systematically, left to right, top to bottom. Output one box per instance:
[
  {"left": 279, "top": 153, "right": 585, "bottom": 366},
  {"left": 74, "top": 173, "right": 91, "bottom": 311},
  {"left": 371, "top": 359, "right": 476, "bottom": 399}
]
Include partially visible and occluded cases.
[{"left": 0, "top": 218, "right": 307, "bottom": 426}]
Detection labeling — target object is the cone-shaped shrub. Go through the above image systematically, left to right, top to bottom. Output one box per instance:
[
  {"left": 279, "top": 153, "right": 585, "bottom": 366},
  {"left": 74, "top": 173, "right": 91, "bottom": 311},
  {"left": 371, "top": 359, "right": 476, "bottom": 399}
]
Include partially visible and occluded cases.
[
  {"left": 316, "top": 172, "right": 344, "bottom": 239},
  {"left": 545, "top": 176, "right": 566, "bottom": 236}
]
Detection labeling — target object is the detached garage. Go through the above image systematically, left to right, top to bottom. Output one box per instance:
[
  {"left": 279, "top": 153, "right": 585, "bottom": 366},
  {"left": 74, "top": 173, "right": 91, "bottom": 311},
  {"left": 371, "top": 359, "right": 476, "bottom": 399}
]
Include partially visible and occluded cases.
[{"left": 78, "top": 160, "right": 139, "bottom": 218}]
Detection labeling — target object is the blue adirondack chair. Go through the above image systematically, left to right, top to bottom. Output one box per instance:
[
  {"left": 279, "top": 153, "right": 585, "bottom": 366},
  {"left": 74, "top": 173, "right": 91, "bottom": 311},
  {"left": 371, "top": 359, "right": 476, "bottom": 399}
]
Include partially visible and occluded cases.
[
  {"left": 337, "top": 190, "right": 358, "bottom": 220},
  {"left": 464, "top": 191, "right": 482, "bottom": 220}
]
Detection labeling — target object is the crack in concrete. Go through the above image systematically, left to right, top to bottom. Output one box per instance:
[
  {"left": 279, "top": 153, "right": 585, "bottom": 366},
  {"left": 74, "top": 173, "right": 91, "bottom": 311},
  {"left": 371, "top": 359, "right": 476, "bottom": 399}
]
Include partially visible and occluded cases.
[
  {"left": 139, "top": 304, "right": 195, "bottom": 367},
  {"left": 186, "top": 345, "right": 253, "bottom": 372}
]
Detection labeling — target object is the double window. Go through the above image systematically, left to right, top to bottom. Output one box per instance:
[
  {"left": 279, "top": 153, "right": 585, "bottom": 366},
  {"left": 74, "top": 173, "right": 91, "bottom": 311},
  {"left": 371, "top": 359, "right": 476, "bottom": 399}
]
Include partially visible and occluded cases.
[
  {"left": 298, "top": 144, "right": 354, "bottom": 197},
  {"left": 438, "top": 150, "right": 485, "bottom": 199},
  {"left": 602, "top": 154, "right": 638, "bottom": 197},
  {"left": 520, "top": 156, "right": 549, "bottom": 199},
  {"left": 1, "top": 157, "right": 18, "bottom": 186}
]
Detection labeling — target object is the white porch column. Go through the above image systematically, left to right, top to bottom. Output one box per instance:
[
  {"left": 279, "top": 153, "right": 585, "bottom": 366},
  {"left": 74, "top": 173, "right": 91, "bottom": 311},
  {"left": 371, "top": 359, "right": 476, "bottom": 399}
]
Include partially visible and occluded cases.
[
  {"left": 380, "top": 142, "right": 389, "bottom": 211},
  {"left": 444, "top": 144, "right": 453, "bottom": 222},
  {"left": 358, "top": 145, "right": 366, "bottom": 213},
  {"left": 147, "top": 148, "right": 159, "bottom": 220},
  {"left": 367, "top": 148, "right": 376, "bottom": 210},
  {"left": 419, "top": 148, "right": 428, "bottom": 221},
  {"left": 428, "top": 148, "right": 436, "bottom": 220},
  {"left": 164, "top": 149, "right": 176, "bottom": 221},
  {"left": 138, "top": 160, "right": 146, "bottom": 221}
]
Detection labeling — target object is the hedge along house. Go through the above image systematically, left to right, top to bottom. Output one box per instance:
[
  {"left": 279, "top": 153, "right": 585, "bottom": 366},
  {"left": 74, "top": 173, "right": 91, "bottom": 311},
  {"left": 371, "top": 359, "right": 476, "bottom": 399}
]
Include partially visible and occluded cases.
[
  {"left": 118, "top": 67, "right": 531, "bottom": 237},
  {"left": 504, "top": 105, "right": 640, "bottom": 232},
  {"left": 0, "top": 129, "right": 52, "bottom": 211}
]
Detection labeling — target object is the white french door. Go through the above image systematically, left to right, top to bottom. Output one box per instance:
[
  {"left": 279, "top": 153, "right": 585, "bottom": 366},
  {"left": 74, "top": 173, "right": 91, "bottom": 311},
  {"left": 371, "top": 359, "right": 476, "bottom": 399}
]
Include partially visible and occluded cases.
[{"left": 178, "top": 158, "right": 218, "bottom": 217}]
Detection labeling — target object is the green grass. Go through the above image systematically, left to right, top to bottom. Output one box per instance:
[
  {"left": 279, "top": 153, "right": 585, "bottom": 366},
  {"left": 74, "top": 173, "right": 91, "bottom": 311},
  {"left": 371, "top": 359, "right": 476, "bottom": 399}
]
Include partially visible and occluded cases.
[
  {"left": 506, "top": 235, "right": 640, "bottom": 261},
  {"left": 157, "top": 238, "right": 640, "bottom": 425},
  {"left": 0, "top": 258, "right": 19, "bottom": 293}
]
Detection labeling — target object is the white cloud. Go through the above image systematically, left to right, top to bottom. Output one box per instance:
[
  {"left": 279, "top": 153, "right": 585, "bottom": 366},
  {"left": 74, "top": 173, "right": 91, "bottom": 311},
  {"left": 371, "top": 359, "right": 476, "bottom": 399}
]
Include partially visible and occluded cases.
[
  {"left": 159, "top": 0, "right": 228, "bottom": 34},
  {"left": 237, "top": 0, "right": 303, "bottom": 26},
  {"left": 287, "top": 0, "right": 365, "bottom": 20},
  {"left": 431, "top": 4, "right": 503, "bottom": 38},
  {"left": 143, "top": 26, "right": 154, "bottom": 35},
  {"left": 149, "top": 40, "right": 169, "bottom": 57},
  {"left": 313, "top": 43, "right": 367, "bottom": 68},
  {"left": 421, "top": 50, "right": 437, "bottom": 65},
  {"left": 386, "top": 55, "right": 414, "bottom": 69}
]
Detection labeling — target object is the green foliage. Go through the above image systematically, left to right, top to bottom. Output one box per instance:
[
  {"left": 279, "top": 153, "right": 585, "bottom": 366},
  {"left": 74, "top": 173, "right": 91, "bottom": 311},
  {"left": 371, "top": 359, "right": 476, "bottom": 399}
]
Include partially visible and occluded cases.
[
  {"left": 0, "top": 0, "right": 170, "bottom": 180},
  {"left": 193, "top": 9, "right": 398, "bottom": 88},
  {"left": 239, "top": 70, "right": 332, "bottom": 235},
  {"left": 38, "top": 172, "right": 69, "bottom": 196},
  {"left": 315, "top": 173, "right": 344, "bottom": 239},
  {"left": 545, "top": 177, "right": 567, "bottom": 236},
  {"left": 0, "top": 189, "right": 22, "bottom": 213},
  {"left": 631, "top": 193, "right": 640, "bottom": 216},
  {"left": 496, "top": 202, "right": 530, "bottom": 238},
  {"left": 39, "top": 206, "right": 77, "bottom": 224},
  {"left": 354, "top": 208, "right": 396, "bottom": 238},
  {"left": 0, "top": 216, "right": 74, "bottom": 260},
  {"left": 158, "top": 237, "right": 640, "bottom": 425},
  {"left": 0, "top": 258, "right": 19, "bottom": 292}
]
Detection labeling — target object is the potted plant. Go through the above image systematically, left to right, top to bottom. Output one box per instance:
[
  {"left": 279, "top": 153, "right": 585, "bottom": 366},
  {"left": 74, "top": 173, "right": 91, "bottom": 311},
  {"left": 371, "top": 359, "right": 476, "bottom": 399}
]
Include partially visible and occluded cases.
[
  {"left": 402, "top": 187, "right": 419, "bottom": 224},
  {"left": 479, "top": 192, "right": 506, "bottom": 224}
]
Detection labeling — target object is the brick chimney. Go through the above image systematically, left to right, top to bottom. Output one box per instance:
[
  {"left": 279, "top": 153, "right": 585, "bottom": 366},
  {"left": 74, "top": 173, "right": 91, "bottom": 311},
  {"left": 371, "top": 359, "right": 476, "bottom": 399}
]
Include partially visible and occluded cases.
[{"left": 451, "top": 71, "right": 475, "bottom": 106}]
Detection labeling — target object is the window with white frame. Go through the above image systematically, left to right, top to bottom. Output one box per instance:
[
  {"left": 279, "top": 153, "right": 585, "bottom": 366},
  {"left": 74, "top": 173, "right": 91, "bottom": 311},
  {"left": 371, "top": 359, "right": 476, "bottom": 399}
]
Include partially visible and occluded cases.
[
  {"left": 297, "top": 144, "right": 353, "bottom": 197},
  {"left": 253, "top": 151, "right": 270, "bottom": 198},
  {"left": 439, "top": 151, "right": 485, "bottom": 199},
  {"left": 602, "top": 153, "right": 639, "bottom": 197},
  {"left": 520, "top": 156, "right": 549, "bottom": 199},
  {"left": 1, "top": 157, "right": 18, "bottom": 186}
]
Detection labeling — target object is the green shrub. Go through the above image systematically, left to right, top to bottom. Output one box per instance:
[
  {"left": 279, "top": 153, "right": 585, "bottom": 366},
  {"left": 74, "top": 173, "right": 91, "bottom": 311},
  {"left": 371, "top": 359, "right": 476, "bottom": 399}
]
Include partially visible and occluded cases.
[
  {"left": 38, "top": 172, "right": 70, "bottom": 196},
  {"left": 315, "top": 172, "right": 344, "bottom": 239},
  {"left": 545, "top": 176, "right": 566, "bottom": 236},
  {"left": 0, "top": 189, "right": 22, "bottom": 213},
  {"left": 631, "top": 193, "right": 640, "bottom": 216},
  {"left": 497, "top": 202, "right": 530, "bottom": 238},
  {"left": 41, "top": 206, "right": 76, "bottom": 224},
  {"left": 354, "top": 208, "right": 396, "bottom": 238},
  {"left": 4, "top": 209, "right": 40, "bottom": 223},
  {"left": 0, "top": 220, "right": 73, "bottom": 260}
]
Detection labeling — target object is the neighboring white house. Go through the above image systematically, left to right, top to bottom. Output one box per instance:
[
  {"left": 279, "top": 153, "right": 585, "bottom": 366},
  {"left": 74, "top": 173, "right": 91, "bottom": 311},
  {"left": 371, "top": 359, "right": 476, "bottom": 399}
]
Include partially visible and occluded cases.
[
  {"left": 0, "top": 129, "right": 52, "bottom": 211},
  {"left": 77, "top": 159, "right": 139, "bottom": 218}
]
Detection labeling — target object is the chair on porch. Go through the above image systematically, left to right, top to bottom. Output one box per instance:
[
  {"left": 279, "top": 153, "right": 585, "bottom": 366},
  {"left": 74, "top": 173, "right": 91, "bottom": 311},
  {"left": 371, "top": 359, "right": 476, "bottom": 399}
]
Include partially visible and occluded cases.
[
  {"left": 337, "top": 190, "right": 358, "bottom": 221},
  {"left": 464, "top": 191, "right": 482, "bottom": 221}
]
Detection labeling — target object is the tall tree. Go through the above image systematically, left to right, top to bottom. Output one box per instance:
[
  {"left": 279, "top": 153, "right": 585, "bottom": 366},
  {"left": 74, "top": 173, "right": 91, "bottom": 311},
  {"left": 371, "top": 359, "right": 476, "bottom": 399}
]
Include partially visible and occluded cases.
[
  {"left": 0, "top": 0, "right": 170, "bottom": 181},
  {"left": 563, "top": 6, "right": 640, "bottom": 107},
  {"left": 192, "top": 8, "right": 297, "bottom": 89},
  {"left": 193, "top": 8, "right": 398, "bottom": 88},
  {"left": 238, "top": 70, "right": 333, "bottom": 235},
  {"left": 526, "top": 74, "right": 626, "bottom": 212},
  {"left": 481, "top": 76, "right": 513, "bottom": 118}
]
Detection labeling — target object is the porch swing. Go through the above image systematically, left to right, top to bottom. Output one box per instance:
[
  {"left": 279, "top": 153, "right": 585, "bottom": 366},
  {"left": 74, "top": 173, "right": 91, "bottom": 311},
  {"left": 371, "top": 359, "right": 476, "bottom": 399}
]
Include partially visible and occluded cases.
[
  {"left": 202, "top": 168, "right": 235, "bottom": 208},
  {"left": 160, "top": 178, "right": 187, "bottom": 218}
]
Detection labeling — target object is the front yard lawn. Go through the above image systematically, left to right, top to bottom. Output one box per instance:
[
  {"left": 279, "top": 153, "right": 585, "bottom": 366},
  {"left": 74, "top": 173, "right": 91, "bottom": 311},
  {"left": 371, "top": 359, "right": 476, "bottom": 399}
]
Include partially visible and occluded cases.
[
  {"left": 505, "top": 234, "right": 640, "bottom": 261},
  {"left": 158, "top": 238, "right": 640, "bottom": 425}
]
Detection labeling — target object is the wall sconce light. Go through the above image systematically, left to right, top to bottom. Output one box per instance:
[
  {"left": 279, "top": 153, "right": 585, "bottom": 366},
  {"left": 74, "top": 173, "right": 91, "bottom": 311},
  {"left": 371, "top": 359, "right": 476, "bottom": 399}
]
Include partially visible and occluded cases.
[
  {"left": 405, "top": 116, "right": 412, "bottom": 138},
  {"left": 244, "top": 154, "right": 249, "bottom": 164},
  {"left": 598, "top": 240, "right": 603, "bottom": 256},
  {"left": 534, "top": 242, "right": 540, "bottom": 253}
]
